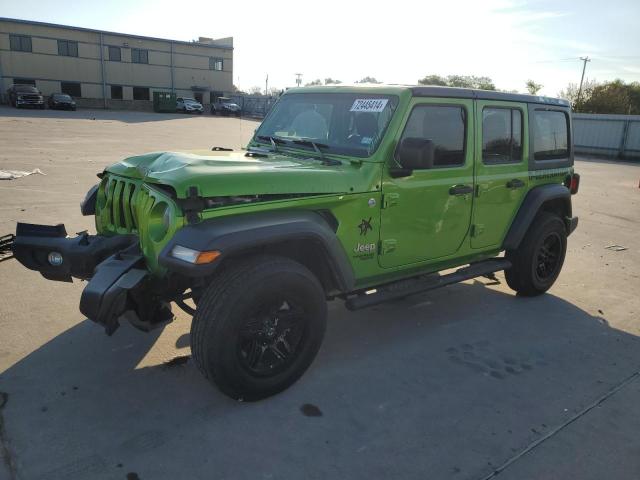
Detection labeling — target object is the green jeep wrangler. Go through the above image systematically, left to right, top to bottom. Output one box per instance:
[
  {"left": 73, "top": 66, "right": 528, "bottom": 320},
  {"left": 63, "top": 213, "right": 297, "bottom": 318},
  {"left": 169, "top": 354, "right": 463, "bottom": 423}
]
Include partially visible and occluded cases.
[{"left": 3, "top": 85, "right": 579, "bottom": 400}]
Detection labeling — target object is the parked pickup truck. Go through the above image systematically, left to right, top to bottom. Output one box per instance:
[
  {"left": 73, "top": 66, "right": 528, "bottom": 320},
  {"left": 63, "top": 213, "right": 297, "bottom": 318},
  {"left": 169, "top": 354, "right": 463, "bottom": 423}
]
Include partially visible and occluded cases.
[{"left": 3, "top": 85, "right": 579, "bottom": 401}]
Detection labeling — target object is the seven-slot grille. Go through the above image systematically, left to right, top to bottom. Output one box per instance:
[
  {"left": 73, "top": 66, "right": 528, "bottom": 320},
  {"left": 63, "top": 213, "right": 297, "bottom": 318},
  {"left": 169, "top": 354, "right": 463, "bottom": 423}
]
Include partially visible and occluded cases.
[{"left": 103, "top": 177, "right": 140, "bottom": 232}]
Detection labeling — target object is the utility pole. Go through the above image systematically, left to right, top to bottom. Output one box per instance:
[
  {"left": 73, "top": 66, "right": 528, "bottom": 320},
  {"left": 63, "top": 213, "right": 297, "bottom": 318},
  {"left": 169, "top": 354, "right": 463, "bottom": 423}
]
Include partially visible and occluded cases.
[
  {"left": 576, "top": 56, "right": 591, "bottom": 109},
  {"left": 295, "top": 73, "right": 302, "bottom": 87},
  {"left": 265, "top": 74, "right": 269, "bottom": 96}
]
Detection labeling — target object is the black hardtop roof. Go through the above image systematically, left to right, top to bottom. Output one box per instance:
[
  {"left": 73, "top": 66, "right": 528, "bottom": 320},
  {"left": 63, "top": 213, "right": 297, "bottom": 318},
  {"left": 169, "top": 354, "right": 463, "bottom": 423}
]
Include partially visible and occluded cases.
[{"left": 411, "top": 86, "right": 570, "bottom": 107}]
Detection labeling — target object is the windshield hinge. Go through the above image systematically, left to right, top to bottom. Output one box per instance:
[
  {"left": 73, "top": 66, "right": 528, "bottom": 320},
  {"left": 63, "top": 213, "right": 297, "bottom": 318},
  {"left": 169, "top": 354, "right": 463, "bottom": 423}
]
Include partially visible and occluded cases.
[
  {"left": 177, "top": 186, "right": 205, "bottom": 224},
  {"left": 382, "top": 193, "right": 399, "bottom": 209}
]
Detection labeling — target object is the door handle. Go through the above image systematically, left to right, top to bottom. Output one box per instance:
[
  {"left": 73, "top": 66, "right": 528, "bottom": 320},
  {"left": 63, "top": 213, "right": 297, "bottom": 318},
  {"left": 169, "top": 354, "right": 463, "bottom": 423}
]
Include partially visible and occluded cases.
[
  {"left": 506, "top": 179, "right": 525, "bottom": 189},
  {"left": 449, "top": 184, "right": 473, "bottom": 196}
]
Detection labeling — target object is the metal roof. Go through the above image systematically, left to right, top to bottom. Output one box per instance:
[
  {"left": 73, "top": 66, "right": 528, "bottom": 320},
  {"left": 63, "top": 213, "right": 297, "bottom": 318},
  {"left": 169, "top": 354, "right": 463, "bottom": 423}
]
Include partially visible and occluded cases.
[{"left": 0, "top": 16, "right": 233, "bottom": 50}]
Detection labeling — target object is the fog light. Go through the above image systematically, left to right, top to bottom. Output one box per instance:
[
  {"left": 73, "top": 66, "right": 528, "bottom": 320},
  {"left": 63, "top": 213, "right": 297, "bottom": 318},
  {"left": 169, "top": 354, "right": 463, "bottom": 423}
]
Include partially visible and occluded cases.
[{"left": 48, "top": 251, "right": 63, "bottom": 266}]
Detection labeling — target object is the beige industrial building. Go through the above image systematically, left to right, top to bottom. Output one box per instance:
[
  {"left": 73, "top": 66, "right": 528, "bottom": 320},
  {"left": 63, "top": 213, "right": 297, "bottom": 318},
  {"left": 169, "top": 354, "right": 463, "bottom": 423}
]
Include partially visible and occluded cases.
[{"left": 0, "top": 17, "right": 233, "bottom": 109}]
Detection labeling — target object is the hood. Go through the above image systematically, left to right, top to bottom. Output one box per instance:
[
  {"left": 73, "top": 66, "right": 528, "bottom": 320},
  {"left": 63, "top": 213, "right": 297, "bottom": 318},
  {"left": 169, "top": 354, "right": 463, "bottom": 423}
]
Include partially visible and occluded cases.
[{"left": 105, "top": 150, "right": 378, "bottom": 199}]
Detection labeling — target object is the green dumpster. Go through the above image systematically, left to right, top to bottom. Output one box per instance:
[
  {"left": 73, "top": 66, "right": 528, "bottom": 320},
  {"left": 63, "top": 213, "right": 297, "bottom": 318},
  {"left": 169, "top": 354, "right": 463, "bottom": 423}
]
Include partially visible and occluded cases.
[{"left": 153, "top": 91, "right": 176, "bottom": 113}]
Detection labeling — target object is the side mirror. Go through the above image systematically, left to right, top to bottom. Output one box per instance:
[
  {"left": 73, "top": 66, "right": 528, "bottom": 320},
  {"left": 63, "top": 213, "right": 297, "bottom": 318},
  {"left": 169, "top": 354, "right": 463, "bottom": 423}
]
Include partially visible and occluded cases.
[{"left": 396, "top": 138, "right": 435, "bottom": 170}]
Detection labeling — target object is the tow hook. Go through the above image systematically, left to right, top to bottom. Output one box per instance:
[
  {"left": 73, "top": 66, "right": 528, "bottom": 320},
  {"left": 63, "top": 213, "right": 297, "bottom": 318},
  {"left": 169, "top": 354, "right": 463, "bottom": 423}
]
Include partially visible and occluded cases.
[{"left": 0, "top": 234, "right": 14, "bottom": 262}]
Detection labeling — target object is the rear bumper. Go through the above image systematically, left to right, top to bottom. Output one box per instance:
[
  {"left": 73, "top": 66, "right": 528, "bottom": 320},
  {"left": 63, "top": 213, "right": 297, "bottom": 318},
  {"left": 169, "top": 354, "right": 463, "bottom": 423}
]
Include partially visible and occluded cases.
[{"left": 12, "top": 223, "right": 172, "bottom": 334}]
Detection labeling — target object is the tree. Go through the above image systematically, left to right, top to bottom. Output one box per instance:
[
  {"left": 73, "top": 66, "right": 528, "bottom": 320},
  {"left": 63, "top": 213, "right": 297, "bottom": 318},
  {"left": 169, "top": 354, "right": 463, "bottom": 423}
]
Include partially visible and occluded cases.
[
  {"left": 418, "top": 74, "right": 496, "bottom": 90},
  {"left": 418, "top": 74, "right": 447, "bottom": 86},
  {"left": 356, "top": 76, "right": 382, "bottom": 84},
  {"left": 324, "top": 78, "right": 342, "bottom": 85},
  {"left": 305, "top": 79, "right": 322, "bottom": 86},
  {"left": 558, "top": 79, "right": 597, "bottom": 111},
  {"left": 525, "top": 80, "right": 543, "bottom": 95},
  {"left": 581, "top": 80, "right": 640, "bottom": 114},
  {"left": 248, "top": 86, "right": 263, "bottom": 95}
]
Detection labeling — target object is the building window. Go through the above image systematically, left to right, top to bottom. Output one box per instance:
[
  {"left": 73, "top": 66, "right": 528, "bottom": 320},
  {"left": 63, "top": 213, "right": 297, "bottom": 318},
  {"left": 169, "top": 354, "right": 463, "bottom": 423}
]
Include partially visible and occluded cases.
[
  {"left": 9, "top": 34, "right": 32, "bottom": 52},
  {"left": 58, "top": 40, "right": 79, "bottom": 57},
  {"left": 108, "top": 46, "right": 121, "bottom": 62},
  {"left": 131, "top": 48, "right": 149, "bottom": 64},
  {"left": 209, "top": 57, "right": 223, "bottom": 71},
  {"left": 13, "top": 78, "right": 36, "bottom": 86},
  {"left": 61, "top": 82, "right": 82, "bottom": 98},
  {"left": 111, "top": 86, "right": 123, "bottom": 100},
  {"left": 133, "top": 87, "right": 149, "bottom": 101},
  {"left": 398, "top": 104, "right": 467, "bottom": 167},
  {"left": 482, "top": 108, "right": 523, "bottom": 164},
  {"left": 533, "top": 110, "right": 569, "bottom": 160}
]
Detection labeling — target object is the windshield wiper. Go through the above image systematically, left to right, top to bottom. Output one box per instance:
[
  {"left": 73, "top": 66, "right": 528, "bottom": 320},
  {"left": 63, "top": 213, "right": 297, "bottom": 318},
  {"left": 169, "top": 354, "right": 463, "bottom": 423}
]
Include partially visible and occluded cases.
[
  {"left": 257, "top": 135, "right": 287, "bottom": 152},
  {"left": 291, "top": 140, "right": 340, "bottom": 165}
]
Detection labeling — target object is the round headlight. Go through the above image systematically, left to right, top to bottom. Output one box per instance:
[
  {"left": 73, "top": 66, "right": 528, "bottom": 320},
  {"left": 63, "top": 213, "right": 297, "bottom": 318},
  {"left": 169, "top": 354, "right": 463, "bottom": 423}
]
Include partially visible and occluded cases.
[{"left": 149, "top": 201, "right": 171, "bottom": 242}]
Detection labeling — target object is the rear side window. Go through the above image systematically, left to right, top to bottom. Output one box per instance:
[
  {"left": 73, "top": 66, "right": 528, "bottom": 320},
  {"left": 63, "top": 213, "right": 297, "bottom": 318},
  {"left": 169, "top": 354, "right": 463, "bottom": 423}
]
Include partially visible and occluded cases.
[
  {"left": 400, "top": 105, "right": 467, "bottom": 167},
  {"left": 482, "top": 108, "right": 523, "bottom": 164},
  {"left": 533, "top": 110, "right": 569, "bottom": 160}
]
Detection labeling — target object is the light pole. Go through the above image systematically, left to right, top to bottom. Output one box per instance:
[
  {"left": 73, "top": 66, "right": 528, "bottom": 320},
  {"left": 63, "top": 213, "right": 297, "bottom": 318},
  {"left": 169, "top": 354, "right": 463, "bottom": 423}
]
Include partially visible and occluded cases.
[{"left": 576, "top": 56, "right": 591, "bottom": 109}]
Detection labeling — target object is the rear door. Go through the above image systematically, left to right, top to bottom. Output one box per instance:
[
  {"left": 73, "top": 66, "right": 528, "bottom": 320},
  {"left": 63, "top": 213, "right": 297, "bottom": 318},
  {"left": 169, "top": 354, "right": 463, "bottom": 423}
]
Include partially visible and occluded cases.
[
  {"left": 379, "top": 98, "right": 474, "bottom": 268},
  {"left": 471, "top": 101, "right": 529, "bottom": 249}
]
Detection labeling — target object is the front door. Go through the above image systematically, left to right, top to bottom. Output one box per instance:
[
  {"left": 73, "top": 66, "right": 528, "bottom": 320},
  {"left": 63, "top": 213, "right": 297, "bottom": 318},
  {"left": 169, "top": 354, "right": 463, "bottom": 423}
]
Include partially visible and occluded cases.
[
  {"left": 379, "top": 98, "right": 474, "bottom": 268},
  {"left": 471, "top": 101, "right": 529, "bottom": 249}
]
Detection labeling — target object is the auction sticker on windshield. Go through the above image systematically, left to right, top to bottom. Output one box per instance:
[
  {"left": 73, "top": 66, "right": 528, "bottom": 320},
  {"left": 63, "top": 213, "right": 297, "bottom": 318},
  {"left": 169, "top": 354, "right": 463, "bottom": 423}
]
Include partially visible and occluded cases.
[{"left": 350, "top": 98, "right": 389, "bottom": 113}]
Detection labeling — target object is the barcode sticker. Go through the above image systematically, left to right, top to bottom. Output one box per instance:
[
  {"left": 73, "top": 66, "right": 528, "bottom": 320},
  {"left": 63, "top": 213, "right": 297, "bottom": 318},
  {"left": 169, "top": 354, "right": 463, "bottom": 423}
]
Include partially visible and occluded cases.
[{"left": 350, "top": 98, "right": 389, "bottom": 113}]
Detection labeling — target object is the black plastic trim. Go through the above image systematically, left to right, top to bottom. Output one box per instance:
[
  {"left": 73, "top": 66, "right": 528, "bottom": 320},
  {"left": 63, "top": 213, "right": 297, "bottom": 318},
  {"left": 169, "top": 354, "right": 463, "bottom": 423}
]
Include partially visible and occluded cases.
[
  {"left": 410, "top": 86, "right": 570, "bottom": 107},
  {"left": 80, "top": 183, "right": 99, "bottom": 216},
  {"left": 503, "top": 184, "right": 574, "bottom": 251},
  {"left": 158, "top": 210, "right": 355, "bottom": 291},
  {"left": 13, "top": 222, "right": 137, "bottom": 281}
]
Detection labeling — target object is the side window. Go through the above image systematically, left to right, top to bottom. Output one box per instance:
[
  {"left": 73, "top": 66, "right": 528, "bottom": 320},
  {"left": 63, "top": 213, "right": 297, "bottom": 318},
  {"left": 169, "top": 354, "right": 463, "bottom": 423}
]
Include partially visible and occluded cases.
[
  {"left": 10, "top": 34, "right": 32, "bottom": 52},
  {"left": 108, "top": 46, "right": 121, "bottom": 62},
  {"left": 399, "top": 104, "right": 466, "bottom": 167},
  {"left": 482, "top": 107, "right": 523, "bottom": 164},
  {"left": 533, "top": 110, "right": 569, "bottom": 160}
]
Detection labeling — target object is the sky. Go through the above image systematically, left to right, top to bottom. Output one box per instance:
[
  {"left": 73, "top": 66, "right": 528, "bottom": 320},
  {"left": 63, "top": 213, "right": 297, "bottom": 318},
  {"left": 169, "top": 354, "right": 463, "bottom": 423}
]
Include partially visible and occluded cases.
[{"left": 1, "top": 0, "right": 639, "bottom": 96}]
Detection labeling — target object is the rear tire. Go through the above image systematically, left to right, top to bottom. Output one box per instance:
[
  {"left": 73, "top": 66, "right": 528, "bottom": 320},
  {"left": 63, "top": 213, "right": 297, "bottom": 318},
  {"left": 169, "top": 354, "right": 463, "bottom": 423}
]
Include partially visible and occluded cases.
[
  {"left": 505, "top": 212, "right": 567, "bottom": 296},
  {"left": 191, "top": 255, "right": 327, "bottom": 401}
]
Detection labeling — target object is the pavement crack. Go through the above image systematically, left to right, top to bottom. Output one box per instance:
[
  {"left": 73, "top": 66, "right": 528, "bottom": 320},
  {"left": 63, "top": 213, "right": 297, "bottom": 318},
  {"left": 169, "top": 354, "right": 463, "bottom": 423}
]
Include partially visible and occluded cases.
[
  {"left": 477, "top": 370, "right": 640, "bottom": 480},
  {"left": 0, "top": 391, "right": 18, "bottom": 480}
]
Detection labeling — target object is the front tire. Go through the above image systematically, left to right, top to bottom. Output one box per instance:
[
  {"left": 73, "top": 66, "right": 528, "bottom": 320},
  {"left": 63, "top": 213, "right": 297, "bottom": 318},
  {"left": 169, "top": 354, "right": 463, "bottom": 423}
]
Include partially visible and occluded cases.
[
  {"left": 505, "top": 212, "right": 567, "bottom": 296},
  {"left": 191, "top": 255, "right": 327, "bottom": 401}
]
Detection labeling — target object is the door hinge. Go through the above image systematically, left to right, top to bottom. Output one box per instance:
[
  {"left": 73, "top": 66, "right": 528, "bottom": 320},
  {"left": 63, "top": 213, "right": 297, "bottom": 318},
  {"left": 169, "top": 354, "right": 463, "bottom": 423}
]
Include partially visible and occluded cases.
[
  {"left": 382, "top": 193, "right": 399, "bottom": 209},
  {"left": 470, "top": 224, "right": 485, "bottom": 237},
  {"left": 380, "top": 239, "right": 397, "bottom": 254}
]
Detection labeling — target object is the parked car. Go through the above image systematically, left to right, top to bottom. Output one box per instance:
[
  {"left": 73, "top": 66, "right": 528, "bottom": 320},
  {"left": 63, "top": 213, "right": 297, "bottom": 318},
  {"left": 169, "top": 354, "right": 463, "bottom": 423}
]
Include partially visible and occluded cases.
[
  {"left": 7, "top": 84, "right": 44, "bottom": 109},
  {"left": 7, "top": 85, "right": 579, "bottom": 401},
  {"left": 48, "top": 93, "right": 76, "bottom": 111},
  {"left": 211, "top": 96, "right": 241, "bottom": 116},
  {"left": 176, "top": 97, "right": 204, "bottom": 114}
]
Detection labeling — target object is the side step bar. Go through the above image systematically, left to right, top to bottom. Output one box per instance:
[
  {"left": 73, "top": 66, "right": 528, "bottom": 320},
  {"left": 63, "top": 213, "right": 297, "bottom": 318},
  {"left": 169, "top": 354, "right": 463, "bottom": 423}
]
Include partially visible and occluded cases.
[{"left": 345, "top": 258, "right": 511, "bottom": 311}]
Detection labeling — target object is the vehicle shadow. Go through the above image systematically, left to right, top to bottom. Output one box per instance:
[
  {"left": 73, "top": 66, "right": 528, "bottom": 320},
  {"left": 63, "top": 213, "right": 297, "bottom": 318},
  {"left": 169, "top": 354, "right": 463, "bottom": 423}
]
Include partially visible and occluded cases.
[{"left": 2, "top": 279, "right": 640, "bottom": 480}]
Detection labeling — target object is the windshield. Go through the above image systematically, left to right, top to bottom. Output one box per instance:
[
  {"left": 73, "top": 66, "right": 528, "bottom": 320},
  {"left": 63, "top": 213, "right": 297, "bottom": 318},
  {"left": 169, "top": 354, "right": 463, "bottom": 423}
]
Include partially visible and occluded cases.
[
  {"left": 15, "top": 85, "right": 38, "bottom": 93},
  {"left": 254, "top": 93, "right": 399, "bottom": 157},
  {"left": 54, "top": 94, "right": 72, "bottom": 101},
  {"left": 184, "top": 99, "right": 199, "bottom": 104}
]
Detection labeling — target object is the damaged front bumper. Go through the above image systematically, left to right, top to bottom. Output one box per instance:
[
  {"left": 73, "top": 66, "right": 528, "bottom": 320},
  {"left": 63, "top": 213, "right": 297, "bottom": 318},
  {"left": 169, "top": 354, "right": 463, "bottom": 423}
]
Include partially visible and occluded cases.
[{"left": 10, "top": 223, "right": 173, "bottom": 335}]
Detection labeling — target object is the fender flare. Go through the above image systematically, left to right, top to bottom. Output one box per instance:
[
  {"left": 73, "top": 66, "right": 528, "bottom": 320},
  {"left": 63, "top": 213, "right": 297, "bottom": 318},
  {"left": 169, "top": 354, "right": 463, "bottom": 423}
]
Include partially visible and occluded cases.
[
  {"left": 502, "top": 184, "right": 573, "bottom": 251},
  {"left": 159, "top": 210, "right": 355, "bottom": 291}
]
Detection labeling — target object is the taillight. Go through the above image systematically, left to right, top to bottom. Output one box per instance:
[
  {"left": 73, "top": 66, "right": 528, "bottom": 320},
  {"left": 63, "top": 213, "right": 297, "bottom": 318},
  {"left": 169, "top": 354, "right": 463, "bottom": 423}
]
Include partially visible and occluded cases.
[{"left": 569, "top": 173, "right": 580, "bottom": 194}]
